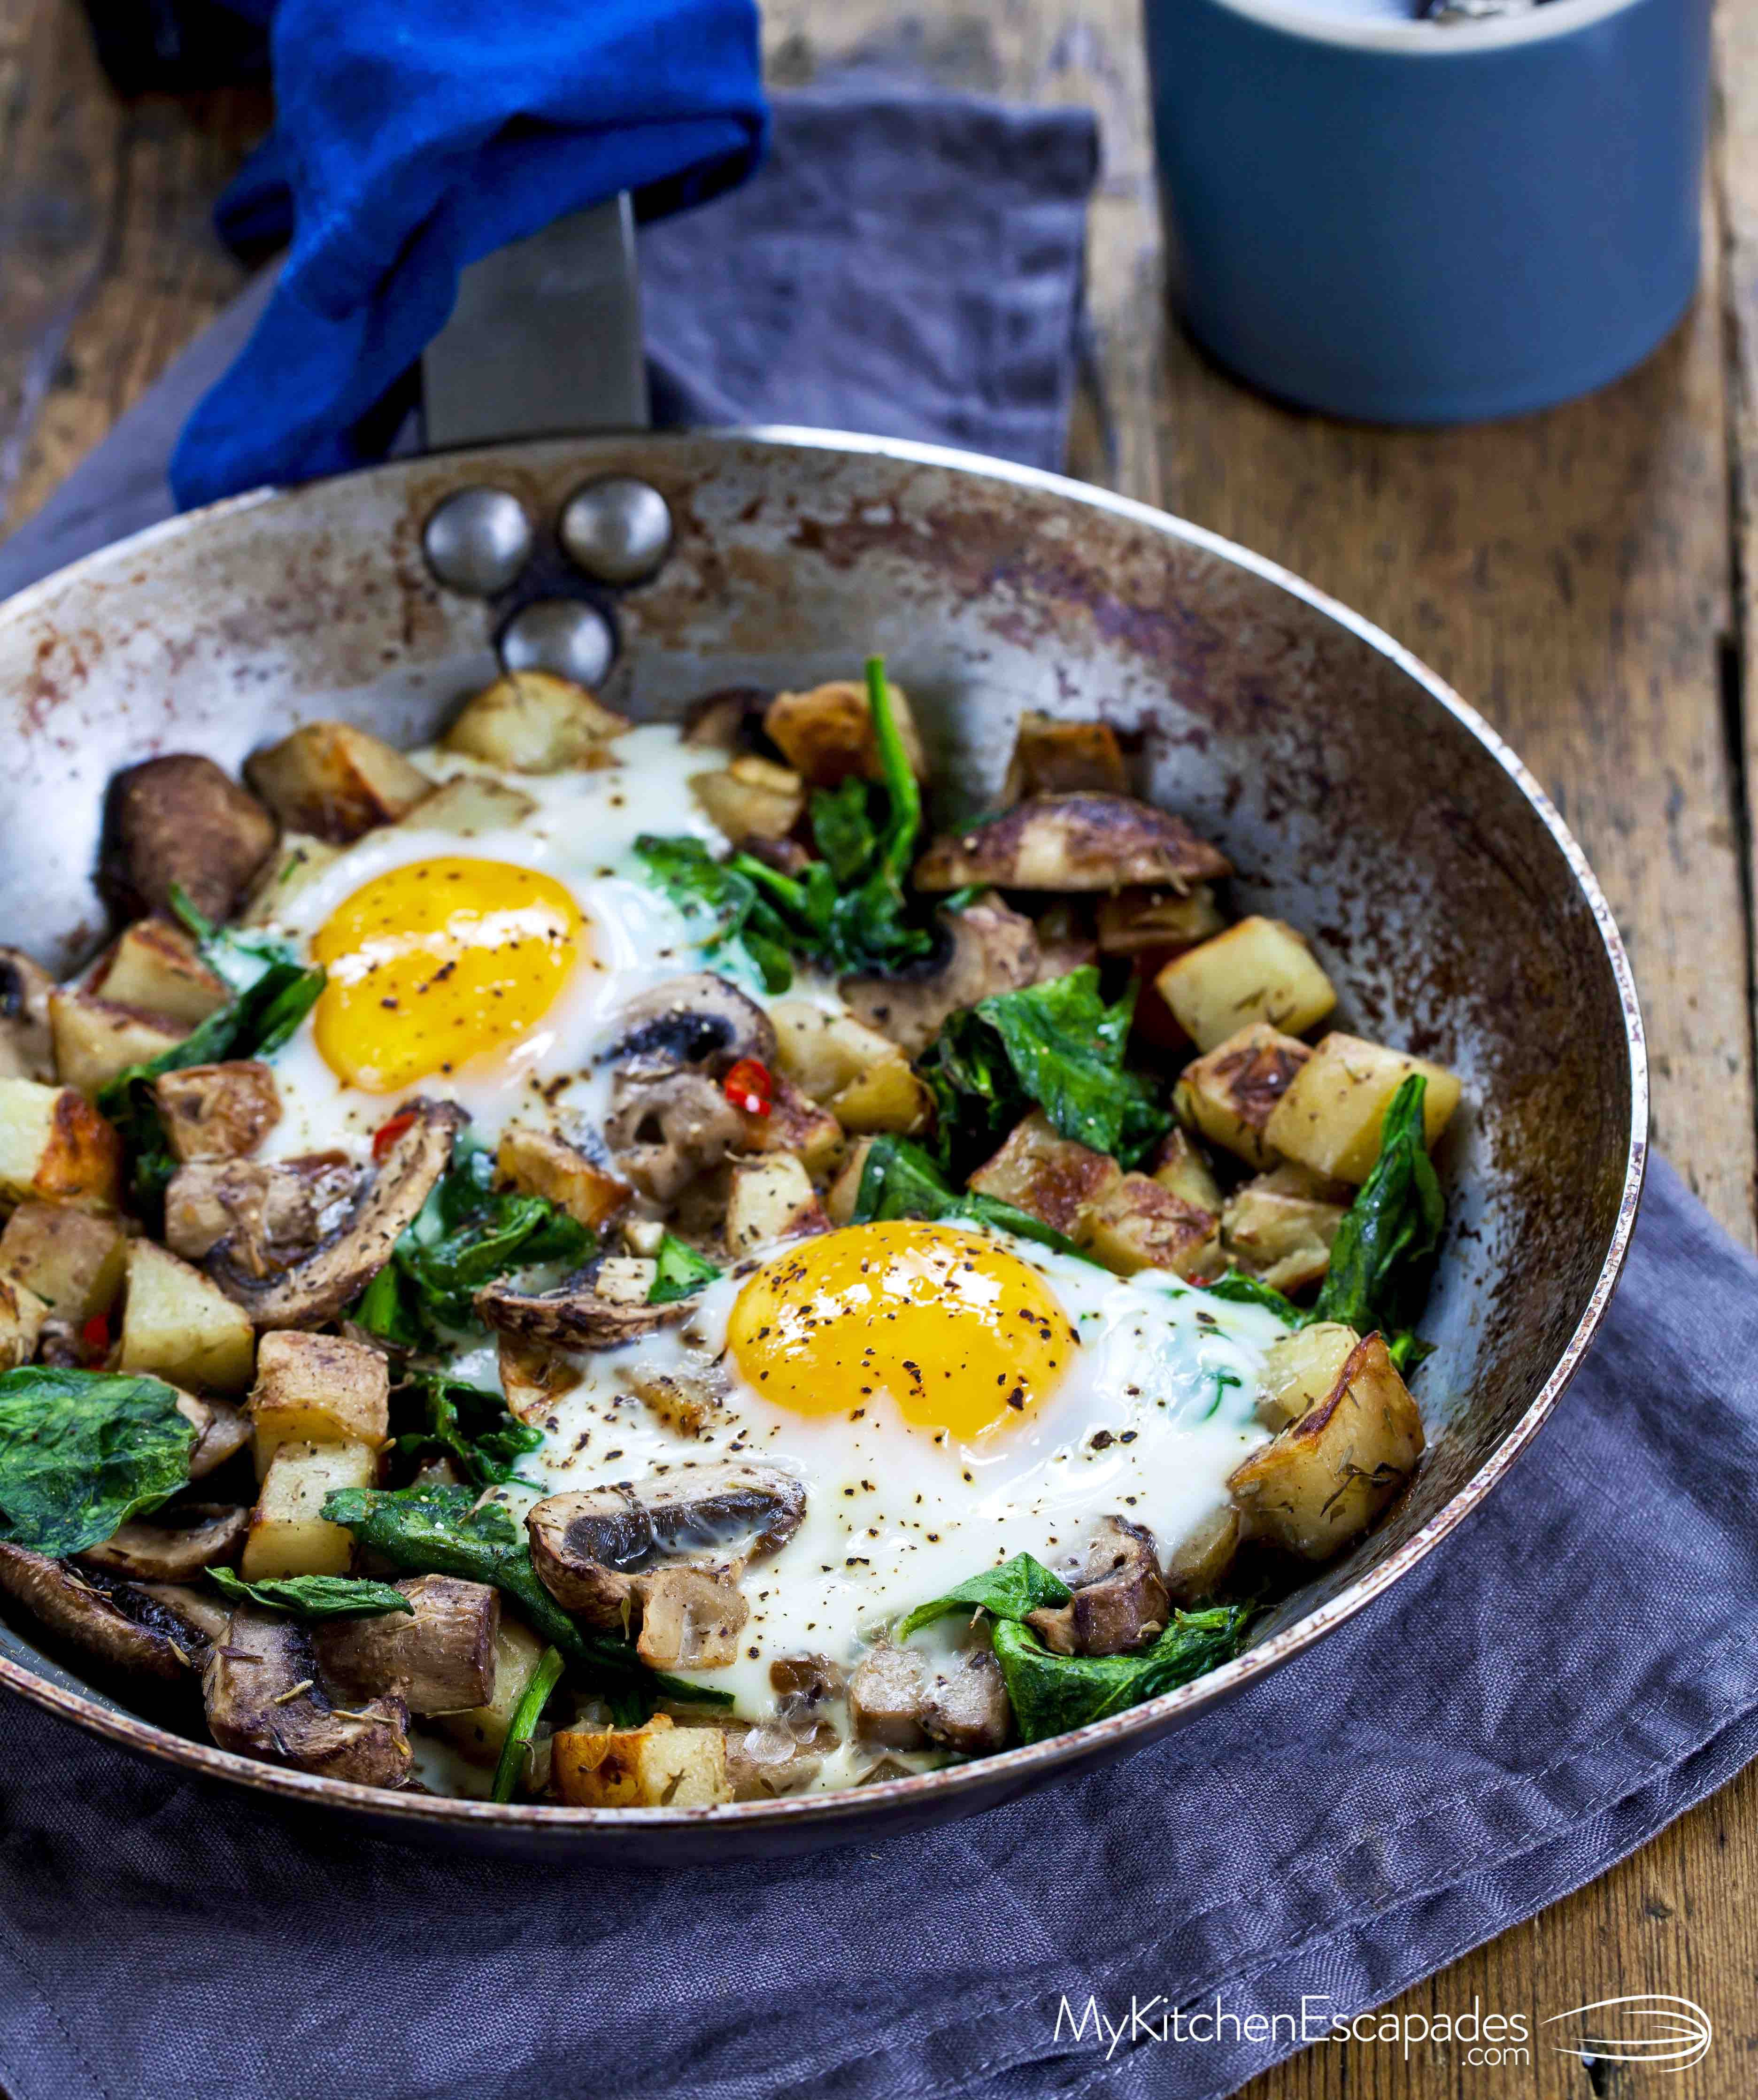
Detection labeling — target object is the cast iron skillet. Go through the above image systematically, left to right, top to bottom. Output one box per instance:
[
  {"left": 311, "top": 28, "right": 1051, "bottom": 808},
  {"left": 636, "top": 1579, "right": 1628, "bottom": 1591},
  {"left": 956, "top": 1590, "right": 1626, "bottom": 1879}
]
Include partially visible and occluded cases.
[{"left": 0, "top": 429, "right": 1645, "bottom": 1861}]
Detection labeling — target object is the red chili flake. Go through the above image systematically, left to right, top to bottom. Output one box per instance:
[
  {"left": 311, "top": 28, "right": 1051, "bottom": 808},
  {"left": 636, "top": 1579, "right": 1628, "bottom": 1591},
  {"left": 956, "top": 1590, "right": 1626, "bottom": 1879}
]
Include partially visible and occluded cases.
[
  {"left": 723, "top": 1058, "right": 773, "bottom": 1118},
  {"left": 371, "top": 1108, "right": 418, "bottom": 1163},
  {"left": 81, "top": 1314, "right": 109, "bottom": 1356}
]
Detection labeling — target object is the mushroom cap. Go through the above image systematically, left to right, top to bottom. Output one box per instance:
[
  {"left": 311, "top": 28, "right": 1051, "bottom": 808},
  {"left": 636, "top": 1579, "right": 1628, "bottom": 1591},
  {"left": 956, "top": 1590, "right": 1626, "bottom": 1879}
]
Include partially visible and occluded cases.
[
  {"left": 913, "top": 794, "right": 1231, "bottom": 893},
  {"left": 601, "top": 973, "right": 777, "bottom": 1078},
  {"left": 78, "top": 1502, "right": 249, "bottom": 1583},
  {"left": 203, "top": 1605, "right": 411, "bottom": 1787}
]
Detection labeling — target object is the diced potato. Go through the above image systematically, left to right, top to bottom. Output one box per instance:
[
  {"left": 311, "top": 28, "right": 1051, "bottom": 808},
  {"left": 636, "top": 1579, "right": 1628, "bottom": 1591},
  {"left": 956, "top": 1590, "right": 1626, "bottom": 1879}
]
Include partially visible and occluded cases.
[
  {"left": 442, "top": 671, "right": 628, "bottom": 773},
  {"left": 763, "top": 679, "right": 928, "bottom": 789},
  {"left": 1002, "top": 712, "right": 1128, "bottom": 800},
  {"left": 245, "top": 720, "right": 433, "bottom": 842},
  {"left": 689, "top": 756, "right": 804, "bottom": 842},
  {"left": 401, "top": 775, "right": 538, "bottom": 834},
  {"left": 239, "top": 833, "right": 342, "bottom": 928},
  {"left": 1095, "top": 885, "right": 1225, "bottom": 957},
  {"left": 1155, "top": 917, "right": 1337, "bottom": 1053},
  {"left": 89, "top": 919, "right": 228, "bottom": 1027},
  {"left": 0, "top": 947, "right": 55, "bottom": 1082},
  {"left": 49, "top": 991, "right": 187, "bottom": 1096},
  {"left": 769, "top": 1003, "right": 901, "bottom": 1104},
  {"left": 1172, "top": 1023, "right": 1312, "bottom": 1170},
  {"left": 1263, "top": 1032, "right": 1462, "bottom": 1184},
  {"left": 828, "top": 1057, "right": 933, "bottom": 1137},
  {"left": 154, "top": 1061, "right": 280, "bottom": 1163},
  {"left": 733, "top": 1075, "right": 844, "bottom": 1178},
  {"left": 0, "top": 1079, "right": 123, "bottom": 1213},
  {"left": 967, "top": 1110, "right": 1121, "bottom": 1236},
  {"left": 495, "top": 1124, "right": 631, "bottom": 1229},
  {"left": 1149, "top": 1128, "right": 1223, "bottom": 1213},
  {"left": 825, "top": 1137, "right": 874, "bottom": 1227},
  {"left": 725, "top": 1155, "right": 828, "bottom": 1254},
  {"left": 1221, "top": 1161, "right": 1350, "bottom": 1294},
  {"left": 1078, "top": 1174, "right": 1219, "bottom": 1281},
  {"left": 0, "top": 1203, "right": 125, "bottom": 1323},
  {"left": 617, "top": 1216, "right": 667, "bottom": 1258},
  {"left": 119, "top": 1239, "right": 255, "bottom": 1393},
  {"left": 594, "top": 1256, "right": 658, "bottom": 1305},
  {"left": 0, "top": 1275, "right": 47, "bottom": 1369},
  {"left": 1257, "top": 1321, "right": 1360, "bottom": 1431},
  {"left": 249, "top": 1330, "right": 390, "bottom": 1475},
  {"left": 1229, "top": 1332, "right": 1424, "bottom": 1560},
  {"left": 240, "top": 1437, "right": 377, "bottom": 1579},
  {"left": 1162, "top": 1505, "right": 1241, "bottom": 1603},
  {"left": 432, "top": 1615, "right": 548, "bottom": 1767},
  {"left": 550, "top": 1712, "right": 732, "bottom": 1807}
]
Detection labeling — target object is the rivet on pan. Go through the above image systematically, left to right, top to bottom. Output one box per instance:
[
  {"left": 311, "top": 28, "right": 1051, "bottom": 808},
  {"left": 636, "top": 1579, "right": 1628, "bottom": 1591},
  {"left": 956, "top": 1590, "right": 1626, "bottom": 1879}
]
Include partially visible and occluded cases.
[
  {"left": 558, "top": 477, "right": 673, "bottom": 585},
  {"left": 423, "top": 487, "right": 535, "bottom": 595},
  {"left": 499, "top": 598, "right": 616, "bottom": 688}
]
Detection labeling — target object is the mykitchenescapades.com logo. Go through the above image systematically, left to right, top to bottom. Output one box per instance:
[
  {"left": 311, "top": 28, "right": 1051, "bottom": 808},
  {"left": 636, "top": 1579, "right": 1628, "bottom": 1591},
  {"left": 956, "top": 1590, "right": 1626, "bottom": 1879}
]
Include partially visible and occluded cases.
[{"left": 1053, "top": 1991, "right": 1712, "bottom": 2071}]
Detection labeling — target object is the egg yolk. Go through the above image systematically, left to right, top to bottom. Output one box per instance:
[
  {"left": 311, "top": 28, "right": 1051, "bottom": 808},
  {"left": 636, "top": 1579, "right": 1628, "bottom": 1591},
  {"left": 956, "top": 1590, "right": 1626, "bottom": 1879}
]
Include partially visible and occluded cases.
[
  {"left": 312, "top": 857, "right": 584, "bottom": 1092},
  {"left": 726, "top": 1220, "right": 1078, "bottom": 1443}
]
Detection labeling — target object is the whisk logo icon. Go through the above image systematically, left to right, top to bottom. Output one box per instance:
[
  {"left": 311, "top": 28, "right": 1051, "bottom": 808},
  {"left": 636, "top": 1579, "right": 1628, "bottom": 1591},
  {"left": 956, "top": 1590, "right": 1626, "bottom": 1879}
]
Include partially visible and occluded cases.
[{"left": 1543, "top": 1995, "right": 1712, "bottom": 2072}]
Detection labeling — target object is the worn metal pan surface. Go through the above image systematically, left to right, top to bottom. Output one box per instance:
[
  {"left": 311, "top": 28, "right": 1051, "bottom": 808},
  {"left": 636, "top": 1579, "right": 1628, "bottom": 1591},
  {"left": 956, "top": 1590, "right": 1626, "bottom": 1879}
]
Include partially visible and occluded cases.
[{"left": 0, "top": 429, "right": 1645, "bottom": 1861}]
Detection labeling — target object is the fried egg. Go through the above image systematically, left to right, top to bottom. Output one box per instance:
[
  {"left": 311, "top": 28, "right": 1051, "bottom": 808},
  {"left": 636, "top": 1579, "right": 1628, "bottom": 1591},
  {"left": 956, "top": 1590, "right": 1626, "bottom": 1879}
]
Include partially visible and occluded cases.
[{"left": 497, "top": 1218, "right": 1286, "bottom": 1785}]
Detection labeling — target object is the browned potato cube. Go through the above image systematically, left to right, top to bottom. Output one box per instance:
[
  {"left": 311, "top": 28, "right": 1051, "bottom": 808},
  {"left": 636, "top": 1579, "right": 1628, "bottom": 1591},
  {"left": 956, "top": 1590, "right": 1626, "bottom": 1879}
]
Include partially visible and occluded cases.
[
  {"left": 442, "top": 671, "right": 628, "bottom": 772},
  {"left": 763, "top": 679, "right": 927, "bottom": 789},
  {"left": 1002, "top": 712, "right": 1129, "bottom": 800},
  {"left": 245, "top": 721, "right": 433, "bottom": 842},
  {"left": 99, "top": 754, "right": 278, "bottom": 923},
  {"left": 690, "top": 756, "right": 804, "bottom": 842},
  {"left": 402, "top": 775, "right": 538, "bottom": 834},
  {"left": 239, "top": 833, "right": 342, "bottom": 928},
  {"left": 1095, "top": 885, "right": 1226, "bottom": 957},
  {"left": 1155, "top": 917, "right": 1337, "bottom": 1052},
  {"left": 90, "top": 919, "right": 228, "bottom": 1027},
  {"left": 0, "top": 948, "right": 55, "bottom": 1083},
  {"left": 48, "top": 991, "right": 188, "bottom": 1095},
  {"left": 769, "top": 1003, "right": 900, "bottom": 1104},
  {"left": 1172, "top": 1023, "right": 1312, "bottom": 1170},
  {"left": 1263, "top": 1032, "right": 1462, "bottom": 1184},
  {"left": 828, "top": 1057, "right": 933, "bottom": 1137},
  {"left": 154, "top": 1062, "right": 281, "bottom": 1163},
  {"left": 733, "top": 1074, "right": 844, "bottom": 1178},
  {"left": 0, "top": 1080, "right": 123, "bottom": 1213},
  {"left": 967, "top": 1110, "right": 1121, "bottom": 1236},
  {"left": 495, "top": 1125, "right": 631, "bottom": 1229},
  {"left": 1149, "top": 1128, "right": 1223, "bottom": 1213},
  {"left": 825, "top": 1136, "right": 875, "bottom": 1226},
  {"left": 725, "top": 1155, "right": 830, "bottom": 1253},
  {"left": 1220, "top": 1161, "right": 1350, "bottom": 1294},
  {"left": 1078, "top": 1174, "right": 1219, "bottom": 1281},
  {"left": 0, "top": 1203, "right": 125, "bottom": 1323},
  {"left": 119, "top": 1239, "right": 254, "bottom": 1393},
  {"left": 593, "top": 1256, "right": 658, "bottom": 1305},
  {"left": 0, "top": 1275, "right": 47, "bottom": 1369},
  {"left": 1256, "top": 1321, "right": 1360, "bottom": 1431},
  {"left": 249, "top": 1330, "right": 390, "bottom": 1475},
  {"left": 1229, "top": 1332, "right": 1424, "bottom": 1560},
  {"left": 240, "top": 1438, "right": 377, "bottom": 1578},
  {"left": 1162, "top": 1505, "right": 1241, "bottom": 1604},
  {"left": 432, "top": 1615, "right": 549, "bottom": 1767},
  {"left": 550, "top": 1713, "right": 732, "bottom": 1807}
]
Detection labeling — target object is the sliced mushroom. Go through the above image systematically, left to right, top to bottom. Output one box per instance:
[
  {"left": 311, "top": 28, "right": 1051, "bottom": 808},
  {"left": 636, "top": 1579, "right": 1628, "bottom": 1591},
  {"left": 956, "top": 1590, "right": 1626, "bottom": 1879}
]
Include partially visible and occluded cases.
[
  {"left": 680, "top": 686, "right": 773, "bottom": 752},
  {"left": 98, "top": 753, "right": 279, "bottom": 924},
  {"left": 913, "top": 793, "right": 1232, "bottom": 894},
  {"left": 841, "top": 893, "right": 1039, "bottom": 1058},
  {"left": 0, "top": 946, "right": 54, "bottom": 1081},
  {"left": 601, "top": 973, "right": 777, "bottom": 1080},
  {"left": 154, "top": 1060, "right": 281, "bottom": 1164},
  {"left": 604, "top": 1070, "right": 744, "bottom": 1201},
  {"left": 208, "top": 1100, "right": 466, "bottom": 1328},
  {"left": 164, "top": 1152, "right": 361, "bottom": 1269},
  {"left": 475, "top": 1274, "right": 690, "bottom": 1350},
  {"left": 180, "top": 1395, "right": 253, "bottom": 1481},
  {"left": 79, "top": 1503, "right": 249, "bottom": 1583},
  {"left": 1024, "top": 1516, "right": 1169, "bottom": 1657},
  {"left": 0, "top": 1544, "right": 193, "bottom": 1682},
  {"left": 633, "top": 1565, "right": 748, "bottom": 1669},
  {"left": 314, "top": 1575, "right": 499, "bottom": 1716},
  {"left": 133, "top": 1580, "right": 232, "bottom": 1655},
  {"left": 203, "top": 1605, "right": 411, "bottom": 1787},
  {"left": 849, "top": 1639, "right": 1010, "bottom": 1755},
  {"left": 770, "top": 1654, "right": 845, "bottom": 1749},
  {"left": 718, "top": 1719, "right": 825, "bottom": 1799}
]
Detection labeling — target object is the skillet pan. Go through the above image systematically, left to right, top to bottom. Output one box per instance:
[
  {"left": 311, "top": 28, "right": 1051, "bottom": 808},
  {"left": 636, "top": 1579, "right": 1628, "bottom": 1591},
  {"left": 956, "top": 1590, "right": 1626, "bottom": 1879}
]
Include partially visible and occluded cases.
[{"left": 0, "top": 424, "right": 1645, "bottom": 1860}]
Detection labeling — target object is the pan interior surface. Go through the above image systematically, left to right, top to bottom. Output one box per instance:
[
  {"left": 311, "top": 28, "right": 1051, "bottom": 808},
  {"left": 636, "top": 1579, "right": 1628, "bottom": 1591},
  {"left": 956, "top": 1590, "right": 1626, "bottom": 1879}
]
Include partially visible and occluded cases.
[{"left": 0, "top": 431, "right": 1643, "bottom": 1854}]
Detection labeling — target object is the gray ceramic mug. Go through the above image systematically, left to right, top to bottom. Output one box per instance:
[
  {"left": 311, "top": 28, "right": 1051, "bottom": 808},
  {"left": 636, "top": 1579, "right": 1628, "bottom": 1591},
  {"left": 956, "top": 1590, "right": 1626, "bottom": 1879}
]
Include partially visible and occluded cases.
[{"left": 1143, "top": 0, "right": 1712, "bottom": 423}]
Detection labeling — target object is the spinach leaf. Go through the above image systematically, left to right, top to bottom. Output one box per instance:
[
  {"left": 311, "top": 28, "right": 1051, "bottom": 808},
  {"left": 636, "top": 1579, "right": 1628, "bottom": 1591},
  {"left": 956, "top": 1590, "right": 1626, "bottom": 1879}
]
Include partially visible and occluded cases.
[
  {"left": 632, "top": 835, "right": 800, "bottom": 994},
  {"left": 920, "top": 967, "right": 1170, "bottom": 1173},
  {"left": 1310, "top": 1075, "right": 1444, "bottom": 1338},
  {"left": 848, "top": 1135, "right": 1097, "bottom": 1260},
  {"left": 352, "top": 1136, "right": 594, "bottom": 1351},
  {"left": 648, "top": 1234, "right": 722, "bottom": 1305},
  {"left": 1203, "top": 1272, "right": 1304, "bottom": 1322},
  {"left": 0, "top": 1368, "right": 194, "bottom": 1556},
  {"left": 395, "top": 1373, "right": 545, "bottom": 1488},
  {"left": 321, "top": 1482, "right": 730, "bottom": 1720},
  {"left": 897, "top": 1553, "right": 1072, "bottom": 1639},
  {"left": 207, "top": 1568, "right": 416, "bottom": 1619},
  {"left": 989, "top": 1605, "right": 1255, "bottom": 1744},
  {"left": 491, "top": 1643, "right": 565, "bottom": 1803}
]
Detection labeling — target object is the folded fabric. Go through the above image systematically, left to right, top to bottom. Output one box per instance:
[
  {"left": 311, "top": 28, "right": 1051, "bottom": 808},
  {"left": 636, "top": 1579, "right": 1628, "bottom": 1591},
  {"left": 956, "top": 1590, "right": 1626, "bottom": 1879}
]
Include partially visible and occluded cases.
[{"left": 167, "top": 0, "right": 768, "bottom": 506}]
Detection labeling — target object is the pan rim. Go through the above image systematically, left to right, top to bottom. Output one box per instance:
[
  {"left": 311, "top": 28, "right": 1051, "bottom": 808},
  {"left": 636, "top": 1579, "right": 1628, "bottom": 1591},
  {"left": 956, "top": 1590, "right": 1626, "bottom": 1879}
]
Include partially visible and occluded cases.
[{"left": 0, "top": 424, "right": 1649, "bottom": 1839}]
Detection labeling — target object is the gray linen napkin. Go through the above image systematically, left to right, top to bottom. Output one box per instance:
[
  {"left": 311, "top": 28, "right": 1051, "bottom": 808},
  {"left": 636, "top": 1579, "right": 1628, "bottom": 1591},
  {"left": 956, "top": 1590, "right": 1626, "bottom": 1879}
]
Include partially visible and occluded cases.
[{"left": 1, "top": 85, "right": 1751, "bottom": 2100}]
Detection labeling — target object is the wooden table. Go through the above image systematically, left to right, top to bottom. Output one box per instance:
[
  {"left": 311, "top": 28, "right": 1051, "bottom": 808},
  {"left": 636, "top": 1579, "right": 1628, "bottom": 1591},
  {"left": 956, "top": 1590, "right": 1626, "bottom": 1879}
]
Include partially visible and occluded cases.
[{"left": 2, "top": 0, "right": 1755, "bottom": 2092}]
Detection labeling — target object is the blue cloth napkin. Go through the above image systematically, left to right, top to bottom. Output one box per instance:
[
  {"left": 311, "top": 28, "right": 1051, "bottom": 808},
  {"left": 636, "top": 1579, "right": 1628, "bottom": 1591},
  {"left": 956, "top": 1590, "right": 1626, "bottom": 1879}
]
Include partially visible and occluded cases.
[
  {"left": 167, "top": 0, "right": 769, "bottom": 506},
  {"left": 2, "top": 83, "right": 1754, "bottom": 2100}
]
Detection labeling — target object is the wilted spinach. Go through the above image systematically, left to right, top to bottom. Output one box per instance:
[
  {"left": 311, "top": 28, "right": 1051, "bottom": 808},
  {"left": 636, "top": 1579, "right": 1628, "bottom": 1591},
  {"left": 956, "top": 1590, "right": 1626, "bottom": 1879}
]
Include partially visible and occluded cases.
[
  {"left": 848, "top": 1135, "right": 1096, "bottom": 1260},
  {"left": 647, "top": 1234, "right": 722, "bottom": 1305},
  {"left": 0, "top": 1368, "right": 193, "bottom": 1557},
  {"left": 393, "top": 1373, "right": 545, "bottom": 1487},
  {"left": 896, "top": 1552, "right": 1072, "bottom": 1639},
  {"left": 207, "top": 1568, "right": 416, "bottom": 1619},
  {"left": 988, "top": 1606, "right": 1255, "bottom": 1743}
]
